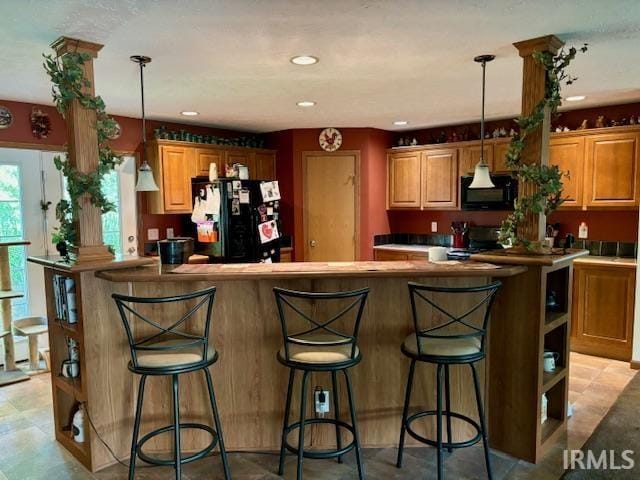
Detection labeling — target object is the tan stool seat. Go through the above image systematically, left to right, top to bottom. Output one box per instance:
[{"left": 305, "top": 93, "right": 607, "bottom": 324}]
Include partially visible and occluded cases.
[
  {"left": 12, "top": 316, "right": 48, "bottom": 336},
  {"left": 280, "top": 334, "right": 358, "bottom": 364},
  {"left": 403, "top": 334, "right": 481, "bottom": 357},
  {"left": 136, "top": 339, "right": 216, "bottom": 368}
]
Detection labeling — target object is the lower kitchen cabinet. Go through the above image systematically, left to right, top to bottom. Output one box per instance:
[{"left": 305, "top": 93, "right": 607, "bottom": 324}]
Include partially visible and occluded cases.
[
  {"left": 374, "top": 249, "right": 428, "bottom": 261},
  {"left": 571, "top": 261, "right": 636, "bottom": 361}
]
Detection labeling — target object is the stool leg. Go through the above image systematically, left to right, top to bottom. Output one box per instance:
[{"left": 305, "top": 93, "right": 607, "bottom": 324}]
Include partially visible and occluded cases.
[
  {"left": 28, "top": 335, "right": 39, "bottom": 370},
  {"left": 396, "top": 358, "right": 416, "bottom": 468},
  {"left": 436, "top": 363, "right": 444, "bottom": 480},
  {"left": 471, "top": 363, "right": 493, "bottom": 480},
  {"left": 444, "top": 364, "right": 453, "bottom": 453},
  {"left": 204, "top": 367, "right": 231, "bottom": 480},
  {"left": 278, "top": 368, "right": 296, "bottom": 475},
  {"left": 343, "top": 369, "right": 364, "bottom": 480},
  {"left": 297, "top": 370, "right": 310, "bottom": 480},
  {"left": 331, "top": 370, "right": 343, "bottom": 463},
  {"left": 128, "top": 374, "right": 147, "bottom": 480},
  {"left": 171, "top": 374, "right": 181, "bottom": 480}
]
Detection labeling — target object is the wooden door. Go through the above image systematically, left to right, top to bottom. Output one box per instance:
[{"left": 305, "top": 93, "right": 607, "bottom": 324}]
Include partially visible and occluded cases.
[
  {"left": 584, "top": 132, "right": 640, "bottom": 207},
  {"left": 549, "top": 137, "right": 585, "bottom": 207},
  {"left": 493, "top": 140, "right": 513, "bottom": 173},
  {"left": 459, "top": 143, "right": 494, "bottom": 176},
  {"left": 161, "top": 146, "right": 194, "bottom": 213},
  {"left": 193, "top": 148, "right": 224, "bottom": 177},
  {"left": 421, "top": 148, "right": 458, "bottom": 209},
  {"left": 253, "top": 152, "right": 276, "bottom": 180},
  {"left": 304, "top": 152, "right": 358, "bottom": 261},
  {"left": 388, "top": 152, "right": 421, "bottom": 208},
  {"left": 571, "top": 263, "right": 635, "bottom": 360}
]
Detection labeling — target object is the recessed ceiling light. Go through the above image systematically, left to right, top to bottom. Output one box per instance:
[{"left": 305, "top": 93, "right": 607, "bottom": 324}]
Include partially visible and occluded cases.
[
  {"left": 291, "top": 55, "right": 319, "bottom": 65},
  {"left": 565, "top": 95, "right": 586, "bottom": 102},
  {"left": 296, "top": 101, "right": 316, "bottom": 107},
  {"left": 180, "top": 111, "right": 199, "bottom": 116},
  {"left": 393, "top": 120, "right": 409, "bottom": 126}
]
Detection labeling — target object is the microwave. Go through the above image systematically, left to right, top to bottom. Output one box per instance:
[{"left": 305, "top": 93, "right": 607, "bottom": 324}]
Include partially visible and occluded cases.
[{"left": 461, "top": 174, "right": 517, "bottom": 211}]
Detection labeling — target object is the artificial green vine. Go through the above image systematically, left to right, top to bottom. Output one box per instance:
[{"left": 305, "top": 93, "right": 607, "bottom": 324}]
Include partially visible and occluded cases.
[
  {"left": 499, "top": 44, "right": 588, "bottom": 249},
  {"left": 43, "top": 51, "right": 122, "bottom": 255}
]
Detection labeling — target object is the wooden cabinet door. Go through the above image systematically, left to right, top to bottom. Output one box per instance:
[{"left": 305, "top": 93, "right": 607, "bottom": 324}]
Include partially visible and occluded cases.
[
  {"left": 584, "top": 132, "right": 640, "bottom": 207},
  {"left": 549, "top": 136, "right": 585, "bottom": 207},
  {"left": 493, "top": 140, "right": 512, "bottom": 173},
  {"left": 459, "top": 143, "right": 494, "bottom": 176},
  {"left": 161, "top": 146, "right": 194, "bottom": 212},
  {"left": 194, "top": 148, "right": 224, "bottom": 177},
  {"left": 421, "top": 148, "right": 458, "bottom": 209},
  {"left": 254, "top": 152, "right": 276, "bottom": 180},
  {"left": 388, "top": 152, "right": 421, "bottom": 208},
  {"left": 374, "top": 250, "right": 409, "bottom": 261},
  {"left": 571, "top": 264, "right": 635, "bottom": 360}
]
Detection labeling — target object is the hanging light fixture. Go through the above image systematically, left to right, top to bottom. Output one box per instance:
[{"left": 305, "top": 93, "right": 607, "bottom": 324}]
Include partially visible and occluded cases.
[
  {"left": 469, "top": 54, "right": 496, "bottom": 189},
  {"left": 131, "top": 55, "right": 159, "bottom": 192}
]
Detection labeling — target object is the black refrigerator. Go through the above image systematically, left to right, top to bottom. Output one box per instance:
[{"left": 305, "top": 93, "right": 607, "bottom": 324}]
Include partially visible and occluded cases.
[{"left": 189, "top": 178, "right": 281, "bottom": 263}]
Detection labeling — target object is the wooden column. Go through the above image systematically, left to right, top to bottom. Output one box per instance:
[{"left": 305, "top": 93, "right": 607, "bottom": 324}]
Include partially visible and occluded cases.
[
  {"left": 513, "top": 35, "right": 564, "bottom": 244},
  {"left": 51, "top": 36, "right": 114, "bottom": 264}
]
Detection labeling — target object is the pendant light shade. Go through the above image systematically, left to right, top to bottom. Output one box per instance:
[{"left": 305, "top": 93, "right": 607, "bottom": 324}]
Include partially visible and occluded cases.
[
  {"left": 469, "top": 54, "right": 496, "bottom": 189},
  {"left": 131, "top": 55, "right": 159, "bottom": 192}
]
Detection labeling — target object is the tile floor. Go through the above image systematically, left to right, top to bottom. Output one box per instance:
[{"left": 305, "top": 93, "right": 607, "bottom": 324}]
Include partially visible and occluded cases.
[{"left": 0, "top": 352, "right": 635, "bottom": 480}]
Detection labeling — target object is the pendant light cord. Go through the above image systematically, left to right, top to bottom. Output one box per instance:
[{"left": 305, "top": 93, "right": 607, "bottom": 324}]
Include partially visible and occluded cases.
[
  {"left": 480, "top": 59, "right": 486, "bottom": 163},
  {"left": 138, "top": 61, "right": 146, "bottom": 162}
]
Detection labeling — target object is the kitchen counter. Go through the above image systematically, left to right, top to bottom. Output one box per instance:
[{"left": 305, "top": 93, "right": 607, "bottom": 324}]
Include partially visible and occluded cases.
[
  {"left": 372, "top": 243, "right": 439, "bottom": 253},
  {"left": 573, "top": 255, "right": 637, "bottom": 268}
]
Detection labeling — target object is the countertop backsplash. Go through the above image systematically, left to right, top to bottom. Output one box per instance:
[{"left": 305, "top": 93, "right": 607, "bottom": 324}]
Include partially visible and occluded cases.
[
  {"left": 374, "top": 233, "right": 453, "bottom": 247},
  {"left": 572, "top": 240, "right": 637, "bottom": 258}
]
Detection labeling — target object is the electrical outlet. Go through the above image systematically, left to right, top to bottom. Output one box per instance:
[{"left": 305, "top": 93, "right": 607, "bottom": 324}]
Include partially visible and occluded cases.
[
  {"left": 431, "top": 222, "right": 438, "bottom": 232},
  {"left": 147, "top": 228, "right": 159, "bottom": 241},
  {"left": 166, "top": 228, "right": 175, "bottom": 238},
  {"left": 314, "top": 389, "right": 330, "bottom": 414}
]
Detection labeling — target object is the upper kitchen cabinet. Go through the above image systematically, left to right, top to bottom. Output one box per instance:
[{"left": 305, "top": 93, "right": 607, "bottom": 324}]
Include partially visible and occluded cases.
[
  {"left": 583, "top": 131, "right": 640, "bottom": 207},
  {"left": 549, "top": 136, "right": 585, "bottom": 208},
  {"left": 493, "top": 139, "right": 513, "bottom": 173},
  {"left": 459, "top": 143, "right": 494, "bottom": 176},
  {"left": 148, "top": 144, "right": 195, "bottom": 214},
  {"left": 194, "top": 147, "right": 224, "bottom": 177},
  {"left": 421, "top": 148, "right": 458, "bottom": 209},
  {"left": 227, "top": 149, "right": 252, "bottom": 171},
  {"left": 253, "top": 151, "right": 277, "bottom": 180},
  {"left": 387, "top": 151, "right": 421, "bottom": 208}
]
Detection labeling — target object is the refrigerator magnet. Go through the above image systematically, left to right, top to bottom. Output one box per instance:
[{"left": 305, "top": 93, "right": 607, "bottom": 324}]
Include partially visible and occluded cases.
[
  {"left": 232, "top": 180, "right": 242, "bottom": 191},
  {"left": 260, "top": 181, "right": 281, "bottom": 202},
  {"left": 239, "top": 189, "right": 250, "bottom": 204},
  {"left": 231, "top": 198, "right": 241, "bottom": 215},
  {"left": 266, "top": 206, "right": 274, "bottom": 215},
  {"left": 258, "top": 220, "right": 280, "bottom": 244}
]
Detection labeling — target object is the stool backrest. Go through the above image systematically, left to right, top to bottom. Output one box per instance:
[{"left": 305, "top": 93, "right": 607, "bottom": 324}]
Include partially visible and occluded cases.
[
  {"left": 408, "top": 281, "right": 501, "bottom": 357},
  {"left": 112, "top": 287, "right": 216, "bottom": 370},
  {"left": 273, "top": 287, "right": 369, "bottom": 362}
]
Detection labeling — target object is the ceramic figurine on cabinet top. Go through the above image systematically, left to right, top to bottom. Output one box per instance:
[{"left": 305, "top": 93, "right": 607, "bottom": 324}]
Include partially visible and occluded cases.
[
  {"left": 595, "top": 116, "right": 605, "bottom": 128},
  {"left": 630, "top": 116, "right": 637, "bottom": 125},
  {"left": 577, "top": 119, "right": 588, "bottom": 130},
  {"left": 609, "top": 119, "right": 618, "bottom": 127},
  {"left": 498, "top": 127, "right": 507, "bottom": 137},
  {"left": 509, "top": 128, "right": 517, "bottom": 137},
  {"left": 410, "top": 137, "right": 418, "bottom": 146}
]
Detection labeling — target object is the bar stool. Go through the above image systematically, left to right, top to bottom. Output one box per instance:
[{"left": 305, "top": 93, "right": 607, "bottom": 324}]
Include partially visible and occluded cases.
[
  {"left": 396, "top": 281, "right": 501, "bottom": 480},
  {"left": 112, "top": 287, "right": 230, "bottom": 480},
  {"left": 274, "top": 287, "right": 369, "bottom": 480}
]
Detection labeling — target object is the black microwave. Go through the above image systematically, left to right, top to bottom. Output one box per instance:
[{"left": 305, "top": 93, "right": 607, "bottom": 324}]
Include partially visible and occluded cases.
[{"left": 461, "top": 174, "right": 517, "bottom": 211}]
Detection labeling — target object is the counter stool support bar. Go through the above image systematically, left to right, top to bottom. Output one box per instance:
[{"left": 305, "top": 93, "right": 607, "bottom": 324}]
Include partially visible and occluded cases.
[
  {"left": 396, "top": 281, "right": 501, "bottom": 480},
  {"left": 113, "top": 287, "right": 230, "bottom": 480}
]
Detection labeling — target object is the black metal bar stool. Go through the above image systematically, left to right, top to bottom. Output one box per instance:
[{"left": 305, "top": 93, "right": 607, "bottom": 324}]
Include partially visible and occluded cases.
[
  {"left": 396, "top": 281, "right": 501, "bottom": 480},
  {"left": 112, "top": 287, "right": 230, "bottom": 480},
  {"left": 274, "top": 287, "right": 369, "bottom": 480}
]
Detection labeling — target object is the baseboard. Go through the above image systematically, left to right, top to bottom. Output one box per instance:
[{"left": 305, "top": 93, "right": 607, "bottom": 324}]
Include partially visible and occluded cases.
[{"left": 630, "top": 360, "right": 640, "bottom": 370}]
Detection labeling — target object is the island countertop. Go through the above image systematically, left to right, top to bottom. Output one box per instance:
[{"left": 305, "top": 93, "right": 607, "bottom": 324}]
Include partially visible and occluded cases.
[{"left": 95, "top": 259, "right": 527, "bottom": 282}]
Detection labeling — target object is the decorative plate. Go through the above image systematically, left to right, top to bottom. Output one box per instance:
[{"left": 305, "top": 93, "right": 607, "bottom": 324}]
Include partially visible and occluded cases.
[
  {"left": 0, "top": 105, "right": 13, "bottom": 129},
  {"left": 319, "top": 127, "right": 342, "bottom": 152}
]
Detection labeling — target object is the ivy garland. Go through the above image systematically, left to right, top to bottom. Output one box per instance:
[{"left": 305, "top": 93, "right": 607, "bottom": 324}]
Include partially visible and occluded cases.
[
  {"left": 499, "top": 44, "right": 588, "bottom": 249},
  {"left": 43, "top": 51, "right": 122, "bottom": 255}
]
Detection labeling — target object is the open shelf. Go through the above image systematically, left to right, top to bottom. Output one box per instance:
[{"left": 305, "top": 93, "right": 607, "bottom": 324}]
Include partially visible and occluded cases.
[
  {"left": 49, "top": 318, "right": 81, "bottom": 340},
  {"left": 542, "top": 367, "right": 567, "bottom": 393},
  {"left": 54, "top": 375, "right": 85, "bottom": 401},
  {"left": 541, "top": 417, "right": 562, "bottom": 443}
]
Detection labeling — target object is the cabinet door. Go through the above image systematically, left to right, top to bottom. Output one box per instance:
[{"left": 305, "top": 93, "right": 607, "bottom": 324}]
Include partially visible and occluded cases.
[
  {"left": 584, "top": 132, "right": 640, "bottom": 207},
  {"left": 549, "top": 136, "right": 585, "bottom": 207},
  {"left": 493, "top": 140, "right": 513, "bottom": 173},
  {"left": 459, "top": 143, "right": 494, "bottom": 176},
  {"left": 161, "top": 146, "right": 194, "bottom": 213},
  {"left": 194, "top": 148, "right": 224, "bottom": 177},
  {"left": 421, "top": 148, "right": 458, "bottom": 209},
  {"left": 254, "top": 152, "right": 276, "bottom": 180},
  {"left": 388, "top": 152, "right": 421, "bottom": 208},
  {"left": 374, "top": 250, "right": 409, "bottom": 261},
  {"left": 571, "top": 264, "right": 635, "bottom": 361}
]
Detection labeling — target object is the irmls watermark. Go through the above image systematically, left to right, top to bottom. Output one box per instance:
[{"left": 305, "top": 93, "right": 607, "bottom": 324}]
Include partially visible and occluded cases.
[{"left": 564, "top": 449, "right": 635, "bottom": 470}]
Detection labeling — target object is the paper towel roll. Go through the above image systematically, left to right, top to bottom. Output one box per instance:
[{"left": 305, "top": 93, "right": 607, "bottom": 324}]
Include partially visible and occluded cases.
[{"left": 428, "top": 247, "right": 448, "bottom": 262}]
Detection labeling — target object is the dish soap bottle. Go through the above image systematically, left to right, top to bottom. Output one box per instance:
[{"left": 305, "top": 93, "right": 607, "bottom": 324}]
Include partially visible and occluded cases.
[
  {"left": 578, "top": 222, "right": 588, "bottom": 239},
  {"left": 72, "top": 404, "right": 85, "bottom": 443}
]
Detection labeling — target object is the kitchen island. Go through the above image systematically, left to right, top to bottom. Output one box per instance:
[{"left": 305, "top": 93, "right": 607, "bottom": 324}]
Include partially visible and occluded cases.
[{"left": 28, "top": 254, "right": 584, "bottom": 471}]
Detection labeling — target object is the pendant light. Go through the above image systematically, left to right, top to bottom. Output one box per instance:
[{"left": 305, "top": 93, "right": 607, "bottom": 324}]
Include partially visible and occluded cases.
[
  {"left": 469, "top": 54, "right": 496, "bottom": 189},
  {"left": 131, "top": 55, "right": 159, "bottom": 192}
]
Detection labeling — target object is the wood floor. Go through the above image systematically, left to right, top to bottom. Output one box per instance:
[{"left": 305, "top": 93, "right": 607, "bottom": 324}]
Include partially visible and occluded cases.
[{"left": 0, "top": 352, "right": 635, "bottom": 479}]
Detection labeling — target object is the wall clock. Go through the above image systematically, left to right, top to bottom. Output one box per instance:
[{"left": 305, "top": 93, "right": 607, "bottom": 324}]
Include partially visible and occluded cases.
[
  {"left": 0, "top": 105, "right": 13, "bottom": 129},
  {"left": 319, "top": 127, "right": 342, "bottom": 152}
]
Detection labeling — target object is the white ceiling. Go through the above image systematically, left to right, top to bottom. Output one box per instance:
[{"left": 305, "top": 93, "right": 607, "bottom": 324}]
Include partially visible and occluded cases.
[{"left": 1, "top": 0, "right": 639, "bottom": 133}]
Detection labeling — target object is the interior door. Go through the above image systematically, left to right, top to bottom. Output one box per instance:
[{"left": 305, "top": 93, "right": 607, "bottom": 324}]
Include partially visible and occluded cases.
[{"left": 304, "top": 153, "right": 357, "bottom": 261}]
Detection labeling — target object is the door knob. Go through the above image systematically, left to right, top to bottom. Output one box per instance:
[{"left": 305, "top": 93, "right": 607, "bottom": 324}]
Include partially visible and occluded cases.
[
  {"left": 128, "top": 236, "right": 135, "bottom": 242},
  {"left": 310, "top": 240, "right": 317, "bottom": 247}
]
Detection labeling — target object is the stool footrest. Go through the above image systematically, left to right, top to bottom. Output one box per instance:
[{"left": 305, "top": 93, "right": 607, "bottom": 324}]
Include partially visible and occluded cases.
[
  {"left": 405, "top": 410, "right": 482, "bottom": 449},
  {"left": 284, "top": 418, "right": 356, "bottom": 459},
  {"left": 136, "top": 422, "right": 219, "bottom": 466}
]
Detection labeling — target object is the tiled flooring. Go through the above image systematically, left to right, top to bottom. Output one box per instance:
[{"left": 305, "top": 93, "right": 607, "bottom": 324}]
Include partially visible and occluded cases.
[{"left": 0, "top": 352, "right": 635, "bottom": 479}]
